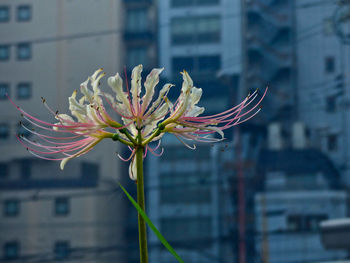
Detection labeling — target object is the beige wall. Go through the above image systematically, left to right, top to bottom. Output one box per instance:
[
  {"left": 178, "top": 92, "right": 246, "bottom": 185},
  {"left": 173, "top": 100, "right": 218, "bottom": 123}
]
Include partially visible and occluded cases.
[{"left": 0, "top": 1, "right": 128, "bottom": 262}]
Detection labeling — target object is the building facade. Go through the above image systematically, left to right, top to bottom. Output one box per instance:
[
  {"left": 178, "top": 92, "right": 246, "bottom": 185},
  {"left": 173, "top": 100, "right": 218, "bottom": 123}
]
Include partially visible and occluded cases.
[
  {"left": 0, "top": 0, "right": 127, "bottom": 262},
  {"left": 242, "top": 0, "right": 296, "bottom": 121},
  {"left": 296, "top": 0, "right": 350, "bottom": 187}
]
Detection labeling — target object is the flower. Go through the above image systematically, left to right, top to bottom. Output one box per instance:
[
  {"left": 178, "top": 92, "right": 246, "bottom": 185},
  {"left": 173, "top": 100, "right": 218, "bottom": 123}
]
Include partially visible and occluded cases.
[{"left": 11, "top": 65, "right": 266, "bottom": 180}]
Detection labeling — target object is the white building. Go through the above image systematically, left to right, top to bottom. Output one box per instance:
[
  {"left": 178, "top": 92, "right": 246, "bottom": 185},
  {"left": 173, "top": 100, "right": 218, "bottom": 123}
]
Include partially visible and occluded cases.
[
  {"left": 158, "top": 0, "right": 241, "bottom": 80},
  {"left": 296, "top": 0, "right": 350, "bottom": 186},
  {"left": 0, "top": 1, "right": 127, "bottom": 262},
  {"left": 255, "top": 123, "right": 348, "bottom": 263}
]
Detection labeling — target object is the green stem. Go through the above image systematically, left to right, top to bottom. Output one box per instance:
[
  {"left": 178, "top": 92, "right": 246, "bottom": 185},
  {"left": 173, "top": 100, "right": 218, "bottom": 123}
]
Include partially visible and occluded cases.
[{"left": 136, "top": 146, "right": 148, "bottom": 263}]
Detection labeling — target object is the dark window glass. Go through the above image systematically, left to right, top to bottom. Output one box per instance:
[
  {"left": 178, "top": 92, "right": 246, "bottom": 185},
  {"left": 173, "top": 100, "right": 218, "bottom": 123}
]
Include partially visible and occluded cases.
[
  {"left": 171, "top": 0, "right": 219, "bottom": 7},
  {"left": 17, "top": 5, "right": 31, "bottom": 22},
  {"left": 0, "top": 6, "right": 10, "bottom": 22},
  {"left": 126, "top": 9, "right": 148, "bottom": 32},
  {"left": 171, "top": 16, "right": 220, "bottom": 45},
  {"left": 17, "top": 43, "right": 31, "bottom": 60},
  {"left": 0, "top": 45, "right": 10, "bottom": 61},
  {"left": 127, "top": 47, "right": 148, "bottom": 68},
  {"left": 198, "top": 55, "right": 221, "bottom": 71},
  {"left": 325, "top": 56, "right": 335, "bottom": 73},
  {"left": 172, "top": 57, "right": 194, "bottom": 73},
  {"left": 17, "top": 82, "right": 32, "bottom": 99},
  {"left": 0, "top": 83, "right": 9, "bottom": 100},
  {"left": 326, "top": 96, "right": 336, "bottom": 113},
  {"left": 17, "top": 121, "right": 31, "bottom": 138},
  {"left": 0, "top": 123, "right": 9, "bottom": 139},
  {"left": 327, "top": 134, "right": 337, "bottom": 151},
  {"left": 20, "top": 159, "right": 32, "bottom": 179},
  {"left": 81, "top": 162, "right": 99, "bottom": 179},
  {"left": 0, "top": 163, "right": 9, "bottom": 178},
  {"left": 55, "top": 197, "right": 69, "bottom": 216},
  {"left": 4, "top": 199, "right": 19, "bottom": 217},
  {"left": 287, "top": 215, "right": 303, "bottom": 231},
  {"left": 305, "top": 215, "right": 328, "bottom": 231},
  {"left": 161, "top": 217, "right": 212, "bottom": 245},
  {"left": 54, "top": 241, "right": 70, "bottom": 260},
  {"left": 4, "top": 242, "right": 19, "bottom": 260}
]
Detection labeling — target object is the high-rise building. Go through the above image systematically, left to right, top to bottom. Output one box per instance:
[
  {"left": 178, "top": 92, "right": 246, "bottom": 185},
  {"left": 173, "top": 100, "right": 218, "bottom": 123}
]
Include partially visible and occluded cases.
[
  {"left": 123, "top": 0, "right": 158, "bottom": 72},
  {"left": 242, "top": 0, "right": 296, "bottom": 121},
  {"left": 296, "top": 0, "right": 350, "bottom": 186},
  {"left": 0, "top": 1, "right": 127, "bottom": 262},
  {"left": 121, "top": 1, "right": 159, "bottom": 262},
  {"left": 148, "top": 1, "right": 242, "bottom": 262}
]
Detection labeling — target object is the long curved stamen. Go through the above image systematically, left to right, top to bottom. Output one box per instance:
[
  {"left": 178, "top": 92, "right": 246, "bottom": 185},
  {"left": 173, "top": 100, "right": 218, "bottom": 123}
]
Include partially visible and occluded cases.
[{"left": 117, "top": 148, "right": 136, "bottom": 162}]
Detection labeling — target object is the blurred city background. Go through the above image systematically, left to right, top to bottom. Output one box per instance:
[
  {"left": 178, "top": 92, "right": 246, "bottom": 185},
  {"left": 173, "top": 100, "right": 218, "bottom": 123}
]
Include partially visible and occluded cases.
[{"left": 1, "top": 0, "right": 350, "bottom": 262}]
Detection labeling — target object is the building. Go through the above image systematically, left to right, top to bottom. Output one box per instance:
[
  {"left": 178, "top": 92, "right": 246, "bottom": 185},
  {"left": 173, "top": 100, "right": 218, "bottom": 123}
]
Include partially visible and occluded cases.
[
  {"left": 123, "top": 0, "right": 158, "bottom": 72},
  {"left": 158, "top": 0, "right": 241, "bottom": 92},
  {"left": 242, "top": 0, "right": 296, "bottom": 121},
  {"left": 295, "top": 0, "right": 350, "bottom": 186},
  {"left": 0, "top": 1, "right": 127, "bottom": 262},
  {"left": 121, "top": 1, "right": 159, "bottom": 262},
  {"left": 147, "top": 1, "right": 243, "bottom": 262},
  {"left": 254, "top": 123, "right": 348, "bottom": 263},
  {"left": 147, "top": 135, "right": 219, "bottom": 263}
]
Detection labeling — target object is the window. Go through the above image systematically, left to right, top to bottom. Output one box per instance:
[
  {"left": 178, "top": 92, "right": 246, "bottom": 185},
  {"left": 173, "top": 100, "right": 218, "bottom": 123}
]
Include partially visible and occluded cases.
[
  {"left": 171, "top": 0, "right": 219, "bottom": 7},
  {"left": 17, "top": 5, "right": 31, "bottom": 22},
  {"left": 0, "top": 6, "right": 9, "bottom": 22},
  {"left": 126, "top": 9, "right": 148, "bottom": 32},
  {"left": 171, "top": 16, "right": 220, "bottom": 45},
  {"left": 17, "top": 43, "right": 31, "bottom": 60},
  {"left": 0, "top": 45, "right": 10, "bottom": 61},
  {"left": 127, "top": 47, "right": 148, "bottom": 68},
  {"left": 172, "top": 55, "right": 220, "bottom": 74},
  {"left": 198, "top": 55, "right": 221, "bottom": 71},
  {"left": 325, "top": 56, "right": 335, "bottom": 73},
  {"left": 172, "top": 57, "right": 194, "bottom": 73},
  {"left": 17, "top": 82, "right": 32, "bottom": 99},
  {"left": 0, "top": 83, "right": 9, "bottom": 100},
  {"left": 326, "top": 96, "right": 336, "bottom": 113},
  {"left": 17, "top": 121, "right": 31, "bottom": 138},
  {"left": 0, "top": 123, "right": 9, "bottom": 139},
  {"left": 327, "top": 134, "right": 338, "bottom": 151},
  {"left": 20, "top": 159, "right": 31, "bottom": 179},
  {"left": 81, "top": 162, "right": 99, "bottom": 179},
  {"left": 0, "top": 163, "right": 9, "bottom": 178},
  {"left": 160, "top": 174, "right": 211, "bottom": 204},
  {"left": 55, "top": 197, "right": 69, "bottom": 216},
  {"left": 4, "top": 199, "right": 19, "bottom": 217},
  {"left": 287, "top": 214, "right": 328, "bottom": 232},
  {"left": 287, "top": 215, "right": 303, "bottom": 231},
  {"left": 161, "top": 217, "right": 212, "bottom": 244},
  {"left": 54, "top": 241, "right": 70, "bottom": 260},
  {"left": 4, "top": 242, "right": 19, "bottom": 260}
]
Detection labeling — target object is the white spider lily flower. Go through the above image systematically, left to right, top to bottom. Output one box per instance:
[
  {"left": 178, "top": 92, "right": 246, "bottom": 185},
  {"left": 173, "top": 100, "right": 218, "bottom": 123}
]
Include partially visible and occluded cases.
[{"left": 11, "top": 65, "right": 267, "bottom": 181}]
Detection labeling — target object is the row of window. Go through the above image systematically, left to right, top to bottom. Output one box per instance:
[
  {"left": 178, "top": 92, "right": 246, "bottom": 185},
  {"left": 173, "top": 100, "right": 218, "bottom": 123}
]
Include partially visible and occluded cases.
[
  {"left": 171, "top": 0, "right": 219, "bottom": 7},
  {"left": 0, "top": 5, "right": 31, "bottom": 23},
  {"left": 171, "top": 15, "right": 221, "bottom": 45},
  {"left": 0, "top": 43, "right": 31, "bottom": 61},
  {"left": 172, "top": 55, "right": 221, "bottom": 73},
  {"left": 0, "top": 83, "right": 32, "bottom": 100},
  {"left": 0, "top": 122, "right": 31, "bottom": 140},
  {"left": 0, "top": 161, "right": 98, "bottom": 179},
  {"left": 3, "top": 197, "right": 69, "bottom": 217},
  {"left": 287, "top": 214, "right": 328, "bottom": 232},
  {"left": 3, "top": 241, "right": 69, "bottom": 260}
]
